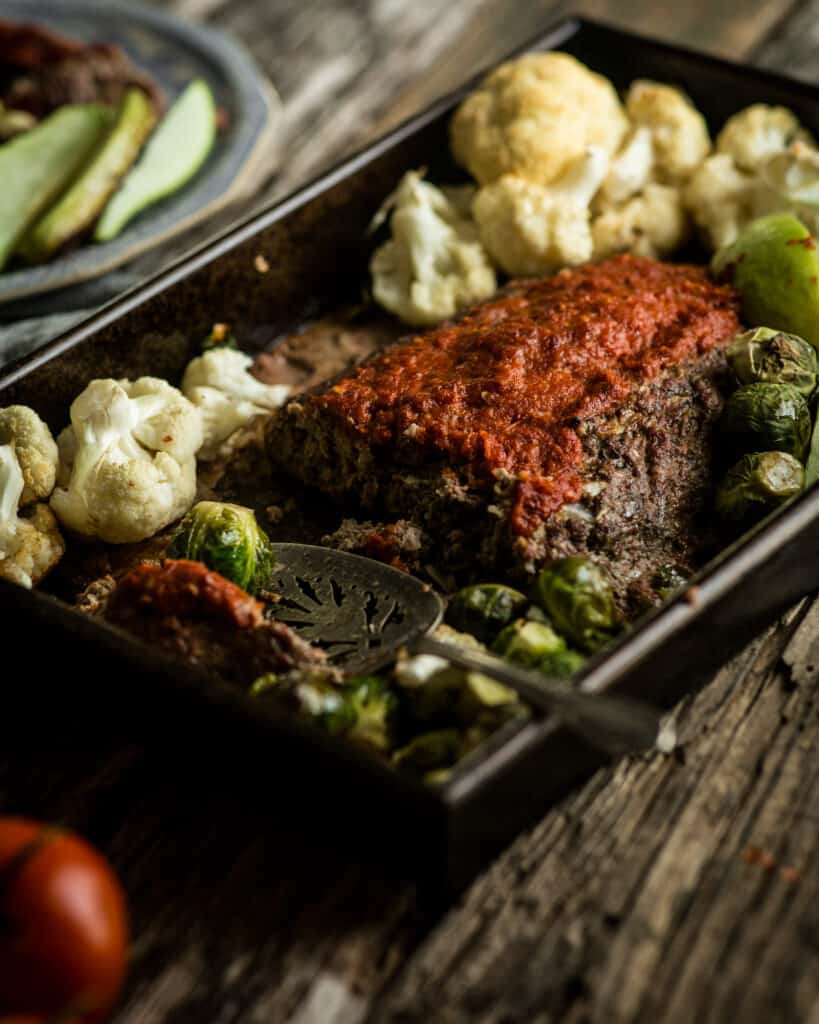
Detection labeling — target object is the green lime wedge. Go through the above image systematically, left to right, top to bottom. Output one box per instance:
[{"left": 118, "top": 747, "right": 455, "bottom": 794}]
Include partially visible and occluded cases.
[{"left": 95, "top": 79, "right": 217, "bottom": 242}]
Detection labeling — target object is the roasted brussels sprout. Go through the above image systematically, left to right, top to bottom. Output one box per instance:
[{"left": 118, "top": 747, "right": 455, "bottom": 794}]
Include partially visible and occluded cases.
[
  {"left": 727, "top": 328, "right": 818, "bottom": 396},
  {"left": 720, "top": 383, "right": 812, "bottom": 462},
  {"left": 806, "top": 416, "right": 819, "bottom": 489},
  {"left": 716, "top": 451, "right": 804, "bottom": 525},
  {"left": 168, "top": 500, "right": 274, "bottom": 593},
  {"left": 531, "top": 557, "right": 617, "bottom": 652},
  {"left": 446, "top": 583, "right": 529, "bottom": 643},
  {"left": 492, "top": 619, "right": 565, "bottom": 667},
  {"left": 538, "top": 648, "right": 586, "bottom": 679},
  {"left": 404, "top": 661, "right": 519, "bottom": 728},
  {"left": 251, "top": 670, "right": 399, "bottom": 751},
  {"left": 251, "top": 670, "right": 355, "bottom": 734},
  {"left": 343, "top": 674, "right": 401, "bottom": 751},
  {"left": 392, "top": 729, "right": 462, "bottom": 775}
]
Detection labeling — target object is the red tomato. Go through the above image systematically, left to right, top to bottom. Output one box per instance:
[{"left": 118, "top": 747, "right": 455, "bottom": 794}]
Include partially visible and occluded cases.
[{"left": 0, "top": 819, "right": 128, "bottom": 1021}]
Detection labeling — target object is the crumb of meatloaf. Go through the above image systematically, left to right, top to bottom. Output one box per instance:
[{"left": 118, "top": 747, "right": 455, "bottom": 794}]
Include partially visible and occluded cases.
[{"left": 323, "top": 518, "right": 426, "bottom": 573}]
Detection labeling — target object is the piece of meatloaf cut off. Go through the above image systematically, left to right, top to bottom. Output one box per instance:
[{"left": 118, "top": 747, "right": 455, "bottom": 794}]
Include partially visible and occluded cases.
[{"left": 267, "top": 255, "right": 741, "bottom": 606}]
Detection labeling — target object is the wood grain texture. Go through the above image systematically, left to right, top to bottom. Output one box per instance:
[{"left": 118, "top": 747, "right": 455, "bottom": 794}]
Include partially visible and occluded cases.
[
  {"left": 4, "top": 1, "right": 819, "bottom": 1022},
  {"left": 370, "top": 603, "right": 819, "bottom": 1023}
]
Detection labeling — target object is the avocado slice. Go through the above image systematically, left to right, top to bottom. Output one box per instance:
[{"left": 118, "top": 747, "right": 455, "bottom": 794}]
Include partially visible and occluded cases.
[
  {"left": 95, "top": 79, "right": 216, "bottom": 243},
  {"left": 19, "top": 88, "right": 157, "bottom": 264},
  {"left": 0, "top": 103, "right": 111, "bottom": 270},
  {"left": 712, "top": 213, "right": 819, "bottom": 349}
]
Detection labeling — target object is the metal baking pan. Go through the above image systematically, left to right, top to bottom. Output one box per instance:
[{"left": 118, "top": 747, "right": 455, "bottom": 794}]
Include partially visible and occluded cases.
[{"left": 5, "top": 16, "right": 819, "bottom": 894}]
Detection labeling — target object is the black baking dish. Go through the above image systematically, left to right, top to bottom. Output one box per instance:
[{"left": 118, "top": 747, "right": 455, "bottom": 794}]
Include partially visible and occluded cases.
[{"left": 5, "top": 16, "right": 819, "bottom": 894}]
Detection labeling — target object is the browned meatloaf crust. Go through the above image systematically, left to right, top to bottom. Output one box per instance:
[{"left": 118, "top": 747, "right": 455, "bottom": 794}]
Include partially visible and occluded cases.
[
  {"left": 267, "top": 256, "right": 741, "bottom": 605},
  {"left": 100, "top": 560, "right": 327, "bottom": 687}
]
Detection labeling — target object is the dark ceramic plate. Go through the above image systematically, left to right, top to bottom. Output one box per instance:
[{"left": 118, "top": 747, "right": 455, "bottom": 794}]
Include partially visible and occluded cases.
[
  {"left": 0, "top": 0, "right": 279, "bottom": 303},
  {"left": 4, "top": 17, "right": 819, "bottom": 894}
]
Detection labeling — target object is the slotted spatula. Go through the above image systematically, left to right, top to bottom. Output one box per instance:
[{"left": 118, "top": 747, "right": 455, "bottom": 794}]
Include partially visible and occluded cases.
[{"left": 269, "top": 543, "right": 664, "bottom": 756}]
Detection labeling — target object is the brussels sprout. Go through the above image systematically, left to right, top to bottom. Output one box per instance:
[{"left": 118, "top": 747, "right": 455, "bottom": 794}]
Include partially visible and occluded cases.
[
  {"left": 727, "top": 328, "right": 818, "bottom": 396},
  {"left": 720, "top": 383, "right": 812, "bottom": 462},
  {"left": 806, "top": 415, "right": 819, "bottom": 489},
  {"left": 716, "top": 451, "right": 804, "bottom": 525},
  {"left": 168, "top": 500, "right": 275, "bottom": 593},
  {"left": 532, "top": 557, "right": 617, "bottom": 652},
  {"left": 446, "top": 583, "right": 529, "bottom": 643},
  {"left": 492, "top": 619, "right": 565, "bottom": 667},
  {"left": 538, "top": 648, "right": 586, "bottom": 679},
  {"left": 405, "top": 661, "right": 519, "bottom": 727},
  {"left": 251, "top": 669, "right": 356, "bottom": 734},
  {"left": 251, "top": 670, "right": 398, "bottom": 750},
  {"left": 343, "top": 674, "right": 400, "bottom": 752},
  {"left": 392, "top": 729, "right": 462, "bottom": 775}
]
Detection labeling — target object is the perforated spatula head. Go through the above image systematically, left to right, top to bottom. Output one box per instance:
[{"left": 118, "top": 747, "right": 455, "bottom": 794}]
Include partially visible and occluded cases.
[{"left": 267, "top": 543, "right": 444, "bottom": 674}]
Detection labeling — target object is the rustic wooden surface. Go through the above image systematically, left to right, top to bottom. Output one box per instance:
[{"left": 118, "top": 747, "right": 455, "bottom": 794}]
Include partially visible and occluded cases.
[{"left": 5, "top": 1, "right": 819, "bottom": 1022}]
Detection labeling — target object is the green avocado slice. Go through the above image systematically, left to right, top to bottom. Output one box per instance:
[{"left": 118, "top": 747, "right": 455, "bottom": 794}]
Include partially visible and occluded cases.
[
  {"left": 94, "top": 79, "right": 217, "bottom": 243},
  {"left": 18, "top": 88, "right": 157, "bottom": 264},
  {"left": 0, "top": 103, "right": 111, "bottom": 270},
  {"left": 712, "top": 212, "right": 819, "bottom": 349}
]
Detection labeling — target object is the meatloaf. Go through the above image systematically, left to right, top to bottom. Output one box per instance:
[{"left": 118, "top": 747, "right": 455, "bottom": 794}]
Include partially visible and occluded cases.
[
  {"left": 267, "top": 255, "right": 741, "bottom": 604},
  {"left": 101, "top": 559, "right": 327, "bottom": 687}
]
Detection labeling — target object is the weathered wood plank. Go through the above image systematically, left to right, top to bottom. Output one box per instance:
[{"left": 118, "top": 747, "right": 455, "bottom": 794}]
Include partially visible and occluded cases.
[{"left": 369, "top": 603, "right": 819, "bottom": 1024}]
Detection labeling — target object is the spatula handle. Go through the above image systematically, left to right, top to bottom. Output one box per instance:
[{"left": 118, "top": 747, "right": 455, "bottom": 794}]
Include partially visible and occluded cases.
[{"left": 414, "top": 636, "right": 663, "bottom": 757}]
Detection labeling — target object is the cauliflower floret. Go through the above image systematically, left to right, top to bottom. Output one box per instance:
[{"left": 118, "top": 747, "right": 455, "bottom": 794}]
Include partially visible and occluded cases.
[
  {"left": 450, "top": 51, "right": 628, "bottom": 187},
  {"left": 625, "top": 80, "right": 711, "bottom": 183},
  {"left": 717, "top": 104, "right": 814, "bottom": 172},
  {"left": 686, "top": 105, "right": 819, "bottom": 250},
  {"left": 597, "top": 126, "right": 654, "bottom": 205},
  {"left": 751, "top": 140, "right": 819, "bottom": 234},
  {"left": 473, "top": 148, "right": 609, "bottom": 276},
  {"left": 684, "top": 152, "right": 757, "bottom": 250},
  {"left": 370, "top": 171, "right": 496, "bottom": 326},
  {"left": 592, "top": 183, "right": 688, "bottom": 259},
  {"left": 182, "top": 348, "right": 291, "bottom": 460},
  {"left": 50, "top": 377, "right": 204, "bottom": 544},
  {"left": 0, "top": 405, "right": 58, "bottom": 505},
  {"left": 0, "top": 444, "right": 63, "bottom": 588}
]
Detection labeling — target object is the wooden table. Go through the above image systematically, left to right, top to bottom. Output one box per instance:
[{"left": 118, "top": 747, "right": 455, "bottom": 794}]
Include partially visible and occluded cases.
[{"left": 5, "top": 1, "right": 819, "bottom": 1021}]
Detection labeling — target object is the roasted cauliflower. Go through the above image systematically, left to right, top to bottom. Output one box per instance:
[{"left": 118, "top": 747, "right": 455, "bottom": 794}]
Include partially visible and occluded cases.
[
  {"left": 450, "top": 51, "right": 628, "bottom": 187},
  {"left": 625, "top": 79, "right": 711, "bottom": 183},
  {"left": 591, "top": 80, "right": 707, "bottom": 259},
  {"left": 686, "top": 104, "right": 819, "bottom": 250},
  {"left": 717, "top": 104, "right": 813, "bottom": 172},
  {"left": 597, "top": 126, "right": 654, "bottom": 205},
  {"left": 751, "top": 140, "right": 819, "bottom": 235},
  {"left": 473, "top": 148, "right": 609, "bottom": 275},
  {"left": 370, "top": 171, "right": 496, "bottom": 326},
  {"left": 592, "top": 183, "right": 688, "bottom": 259},
  {"left": 182, "top": 347, "right": 291, "bottom": 460},
  {"left": 50, "top": 376, "right": 204, "bottom": 543},
  {"left": 0, "top": 405, "right": 59, "bottom": 505},
  {"left": 0, "top": 443, "right": 63, "bottom": 589}
]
